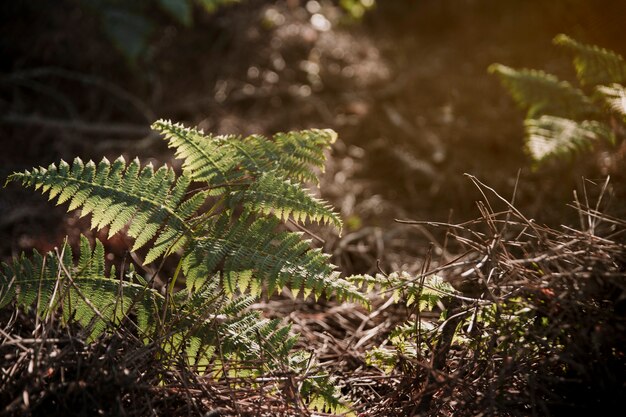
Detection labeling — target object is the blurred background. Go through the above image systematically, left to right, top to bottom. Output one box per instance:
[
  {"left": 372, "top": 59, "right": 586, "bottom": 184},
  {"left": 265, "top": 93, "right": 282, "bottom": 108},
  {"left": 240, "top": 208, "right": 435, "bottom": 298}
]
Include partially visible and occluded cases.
[{"left": 2, "top": 0, "right": 625, "bottom": 273}]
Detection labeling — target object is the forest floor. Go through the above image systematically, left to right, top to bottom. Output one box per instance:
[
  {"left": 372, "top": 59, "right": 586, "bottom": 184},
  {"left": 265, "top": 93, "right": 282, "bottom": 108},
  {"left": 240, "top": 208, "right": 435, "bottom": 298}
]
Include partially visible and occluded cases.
[{"left": 1, "top": 1, "right": 625, "bottom": 415}]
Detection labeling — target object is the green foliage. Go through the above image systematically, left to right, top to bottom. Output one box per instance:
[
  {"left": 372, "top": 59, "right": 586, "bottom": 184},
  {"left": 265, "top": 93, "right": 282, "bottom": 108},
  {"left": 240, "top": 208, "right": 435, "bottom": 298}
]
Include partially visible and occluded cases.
[
  {"left": 81, "top": 0, "right": 241, "bottom": 61},
  {"left": 491, "top": 34, "right": 626, "bottom": 164},
  {"left": 553, "top": 34, "right": 626, "bottom": 86},
  {"left": 488, "top": 64, "right": 596, "bottom": 119},
  {"left": 597, "top": 83, "right": 626, "bottom": 120},
  {"left": 524, "top": 116, "right": 614, "bottom": 162},
  {"left": 3, "top": 119, "right": 361, "bottom": 410},
  {"left": 8, "top": 157, "right": 202, "bottom": 264},
  {"left": 0, "top": 236, "right": 158, "bottom": 342},
  {"left": 0, "top": 236, "right": 296, "bottom": 372},
  {"left": 349, "top": 272, "right": 457, "bottom": 370},
  {"left": 350, "top": 272, "right": 454, "bottom": 309}
]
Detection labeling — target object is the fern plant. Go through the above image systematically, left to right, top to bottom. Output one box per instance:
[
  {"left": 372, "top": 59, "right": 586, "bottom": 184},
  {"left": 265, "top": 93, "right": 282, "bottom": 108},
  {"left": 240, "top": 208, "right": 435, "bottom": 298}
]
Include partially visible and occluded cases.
[
  {"left": 490, "top": 34, "right": 625, "bottom": 163},
  {"left": 2, "top": 120, "right": 364, "bottom": 413},
  {"left": 348, "top": 272, "right": 459, "bottom": 371}
]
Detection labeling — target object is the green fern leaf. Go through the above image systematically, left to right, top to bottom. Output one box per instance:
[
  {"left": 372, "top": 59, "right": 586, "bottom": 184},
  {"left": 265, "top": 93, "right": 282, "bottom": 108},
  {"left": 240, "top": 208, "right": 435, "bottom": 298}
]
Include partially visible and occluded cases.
[
  {"left": 554, "top": 34, "right": 626, "bottom": 86},
  {"left": 489, "top": 63, "right": 597, "bottom": 119},
  {"left": 597, "top": 83, "right": 626, "bottom": 121},
  {"left": 525, "top": 115, "right": 614, "bottom": 162},
  {"left": 152, "top": 119, "right": 337, "bottom": 186},
  {"left": 152, "top": 120, "right": 243, "bottom": 185},
  {"left": 7, "top": 157, "right": 204, "bottom": 264},
  {"left": 226, "top": 171, "right": 342, "bottom": 231},
  {"left": 183, "top": 211, "right": 365, "bottom": 304},
  {"left": 0, "top": 236, "right": 163, "bottom": 342}
]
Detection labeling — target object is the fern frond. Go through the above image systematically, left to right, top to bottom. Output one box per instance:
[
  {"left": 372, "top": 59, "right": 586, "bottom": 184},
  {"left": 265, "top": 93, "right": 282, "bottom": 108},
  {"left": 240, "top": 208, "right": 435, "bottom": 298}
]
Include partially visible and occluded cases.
[
  {"left": 554, "top": 34, "right": 626, "bottom": 86},
  {"left": 489, "top": 64, "right": 597, "bottom": 119},
  {"left": 597, "top": 83, "right": 626, "bottom": 121},
  {"left": 524, "top": 115, "right": 613, "bottom": 162},
  {"left": 152, "top": 119, "right": 337, "bottom": 186},
  {"left": 152, "top": 120, "right": 243, "bottom": 185},
  {"left": 270, "top": 129, "right": 337, "bottom": 183},
  {"left": 7, "top": 157, "right": 204, "bottom": 264},
  {"left": 226, "top": 172, "right": 342, "bottom": 231},
  {"left": 183, "top": 211, "right": 365, "bottom": 304},
  {"left": 0, "top": 236, "right": 163, "bottom": 342},
  {"left": 349, "top": 272, "right": 453, "bottom": 310},
  {"left": 163, "top": 290, "right": 298, "bottom": 371},
  {"left": 290, "top": 351, "right": 354, "bottom": 415}
]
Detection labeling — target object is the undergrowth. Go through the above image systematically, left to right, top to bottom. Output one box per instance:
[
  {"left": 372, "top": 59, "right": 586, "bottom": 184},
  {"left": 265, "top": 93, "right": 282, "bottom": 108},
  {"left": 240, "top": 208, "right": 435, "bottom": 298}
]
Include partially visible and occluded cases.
[{"left": 357, "top": 176, "right": 626, "bottom": 416}]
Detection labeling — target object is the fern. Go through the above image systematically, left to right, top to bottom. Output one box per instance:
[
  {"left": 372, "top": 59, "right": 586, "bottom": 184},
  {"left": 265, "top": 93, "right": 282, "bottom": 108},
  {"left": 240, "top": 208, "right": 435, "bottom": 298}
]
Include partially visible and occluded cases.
[
  {"left": 554, "top": 34, "right": 626, "bottom": 86},
  {"left": 491, "top": 35, "right": 625, "bottom": 164},
  {"left": 488, "top": 64, "right": 596, "bottom": 119},
  {"left": 597, "top": 83, "right": 626, "bottom": 120},
  {"left": 525, "top": 116, "right": 613, "bottom": 162},
  {"left": 3, "top": 119, "right": 361, "bottom": 411},
  {"left": 153, "top": 120, "right": 342, "bottom": 230},
  {"left": 7, "top": 157, "right": 205, "bottom": 264},
  {"left": 183, "top": 210, "right": 365, "bottom": 303},
  {"left": 0, "top": 235, "right": 302, "bottom": 375},
  {"left": 0, "top": 236, "right": 163, "bottom": 342},
  {"left": 349, "top": 272, "right": 454, "bottom": 309},
  {"left": 349, "top": 272, "right": 459, "bottom": 371}
]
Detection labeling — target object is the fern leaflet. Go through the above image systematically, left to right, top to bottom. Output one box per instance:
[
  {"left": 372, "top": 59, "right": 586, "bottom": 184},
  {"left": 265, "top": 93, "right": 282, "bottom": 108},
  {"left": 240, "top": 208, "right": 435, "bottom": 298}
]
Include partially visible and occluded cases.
[
  {"left": 554, "top": 34, "right": 626, "bottom": 86},
  {"left": 489, "top": 64, "right": 596, "bottom": 119},
  {"left": 597, "top": 83, "right": 626, "bottom": 121},
  {"left": 524, "top": 115, "right": 613, "bottom": 162},
  {"left": 6, "top": 157, "right": 205, "bottom": 264},
  {"left": 225, "top": 171, "right": 342, "bottom": 230},
  {"left": 183, "top": 210, "right": 365, "bottom": 304},
  {"left": 0, "top": 236, "right": 162, "bottom": 342}
]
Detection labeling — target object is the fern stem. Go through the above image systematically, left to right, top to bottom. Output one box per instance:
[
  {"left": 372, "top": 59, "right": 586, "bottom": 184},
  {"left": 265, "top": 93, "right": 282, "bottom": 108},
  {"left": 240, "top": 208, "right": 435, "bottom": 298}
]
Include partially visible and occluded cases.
[{"left": 162, "top": 257, "right": 184, "bottom": 326}]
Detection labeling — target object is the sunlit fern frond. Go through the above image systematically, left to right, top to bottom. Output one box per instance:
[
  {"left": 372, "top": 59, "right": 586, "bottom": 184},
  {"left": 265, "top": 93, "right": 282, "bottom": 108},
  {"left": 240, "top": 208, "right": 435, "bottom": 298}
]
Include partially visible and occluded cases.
[
  {"left": 554, "top": 34, "right": 626, "bottom": 86},
  {"left": 489, "top": 64, "right": 597, "bottom": 119},
  {"left": 597, "top": 83, "right": 626, "bottom": 121},
  {"left": 524, "top": 115, "right": 614, "bottom": 163},
  {"left": 152, "top": 119, "right": 336, "bottom": 186},
  {"left": 151, "top": 120, "right": 243, "bottom": 185},
  {"left": 152, "top": 120, "right": 341, "bottom": 230},
  {"left": 270, "top": 129, "right": 337, "bottom": 183},
  {"left": 6, "top": 157, "right": 205, "bottom": 264},
  {"left": 226, "top": 171, "right": 342, "bottom": 231},
  {"left": 183, "top": 210, "right": 365, "bottom": 304},
  {"left": 0, "top": 236, "right": 163, "bottom": 342},
  {"left": 348, "top": 272, "right": 454, "bottom": 310},
  {"left": 162, "top": 289, "right": 298, "bottom": 372}
]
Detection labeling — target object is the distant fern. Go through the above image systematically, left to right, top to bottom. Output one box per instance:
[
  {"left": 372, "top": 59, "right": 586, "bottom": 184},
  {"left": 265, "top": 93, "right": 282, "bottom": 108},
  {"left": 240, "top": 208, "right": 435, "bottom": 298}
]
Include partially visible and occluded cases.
[
  {"left": 491, "top": 34, "right": 625, "bottom": 164},
  {"left": 554, "top": 34, "right": 626, "bottom": 86},
  {"left": 488, "top": 64, "right": 596, "bottom": 119},
  {"left": 597, "top": 83, "right": 626, "bottom": 120},
  {"left": 525, "top": 116, "right": 614, "bottom": 162},
  {"left": 3, "top": 120, "right": 361, "bottom": 412}
]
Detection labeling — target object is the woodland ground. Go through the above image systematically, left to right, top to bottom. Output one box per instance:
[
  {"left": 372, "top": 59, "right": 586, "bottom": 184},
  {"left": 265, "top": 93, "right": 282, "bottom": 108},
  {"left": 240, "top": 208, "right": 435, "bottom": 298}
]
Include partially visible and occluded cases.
[{"left": 1, "top": 1, "right": 625, "bottom": 416}]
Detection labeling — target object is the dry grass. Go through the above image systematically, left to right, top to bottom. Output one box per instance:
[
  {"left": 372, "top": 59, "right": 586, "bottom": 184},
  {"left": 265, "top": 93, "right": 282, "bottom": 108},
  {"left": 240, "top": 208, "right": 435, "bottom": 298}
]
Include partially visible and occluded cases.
[{"left": 2, "top": 177, "right": 625, "bottom": 416}]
